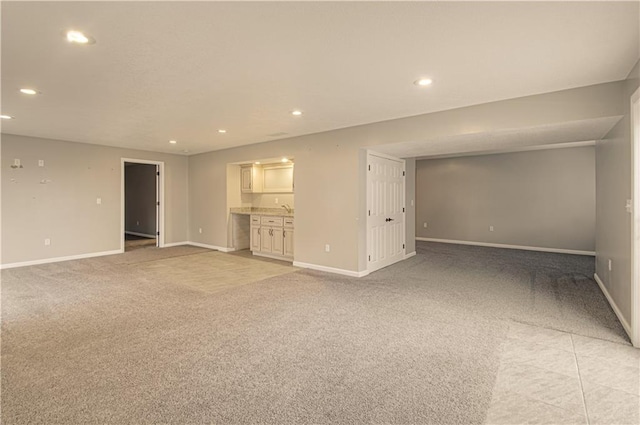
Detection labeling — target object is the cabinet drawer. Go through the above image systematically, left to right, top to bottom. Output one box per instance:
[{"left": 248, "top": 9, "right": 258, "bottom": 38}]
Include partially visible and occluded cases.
[
  {"left": 250, "top": 215, "right": 261, "bottom": 225},
  {"left": 261, "top": 216, "right": 283, "bottom": 226},
  {"left": 284, "top": 217, "right": 294, "bottom": 228}
]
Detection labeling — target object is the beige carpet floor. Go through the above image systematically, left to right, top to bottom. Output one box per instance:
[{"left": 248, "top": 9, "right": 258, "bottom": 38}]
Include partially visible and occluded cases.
[{"left": 0, "top": 242, "right": 628, "bottom": 424}]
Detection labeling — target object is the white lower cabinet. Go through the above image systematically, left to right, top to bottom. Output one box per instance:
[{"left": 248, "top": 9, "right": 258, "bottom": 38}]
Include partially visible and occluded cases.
[
  {"left": 250, "top": 215, "right": 292, "bottom": 260},
  {"left": 250, "top": 226, "right": 261, "bottom": 251},
  {"left": 283, "top": 228, "right": 294, "bottom": 257}
]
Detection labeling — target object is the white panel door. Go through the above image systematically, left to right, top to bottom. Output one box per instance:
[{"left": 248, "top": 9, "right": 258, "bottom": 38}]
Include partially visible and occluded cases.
[{"left": 367, "top": 153, "right": 405, "bottom": 272}]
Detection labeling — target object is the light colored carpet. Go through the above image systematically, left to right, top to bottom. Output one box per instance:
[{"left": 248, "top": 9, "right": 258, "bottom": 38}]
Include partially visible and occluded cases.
[{"left": 0, "top": 242, "right": 626, "bottom": 424}]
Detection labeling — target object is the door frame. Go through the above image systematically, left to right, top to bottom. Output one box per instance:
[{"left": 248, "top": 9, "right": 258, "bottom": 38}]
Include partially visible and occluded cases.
[
  {"left": 631, "top": 87, "right": 640, "bottom": 347},
  {"left": 366, "top": 149, "right": 406, "bottom": 273},
  {"left": 121, "top": 158, "right": 165, "bottom": 251}
]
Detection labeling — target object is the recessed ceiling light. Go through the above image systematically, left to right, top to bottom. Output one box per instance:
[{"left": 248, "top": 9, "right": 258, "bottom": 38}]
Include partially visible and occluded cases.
[
  {"left": 66, "top": 30, "right": 95, "bottom": 45},
  {"left": 414, "top": 78, "right": 433, "bottom": 87},
  {"left": 20, "top": 88, "right": 38, "bottom": 95},
  {"left": 291, "top": 110, "right": 303, "bottom": 116},
  {"left": 1, "top": 115, "right": 14, "bottom": 120},
  {"left": 218, "top": 129, "right": 227, "bottom": 134},
  {"left": 169, "top": 140, "right": 177, "bottom": 144},
  {"left": 183, "top": 150, "right": 189, "bottom": 153},
  {"left": 281, "top": 158, "right": 289, "bottom": 163},
  {"left": 255, "top": 161, "right": 261, "bottom": 165}
]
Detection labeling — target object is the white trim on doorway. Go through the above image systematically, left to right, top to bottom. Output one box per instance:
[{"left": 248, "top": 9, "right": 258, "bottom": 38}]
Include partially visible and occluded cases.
[
  {"left": 630, "top": 87, "right": 640, "bottom": 347},
  {"left": 121, "top": 158, "right": 165, "bottom": 251}
]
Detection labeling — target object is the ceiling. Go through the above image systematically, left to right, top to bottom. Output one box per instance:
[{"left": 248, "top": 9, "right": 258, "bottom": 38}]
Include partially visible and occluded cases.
[
  {"left": 1, "top": 1, "right": 638, "bottom": 155},
  {"left": 374, "top": 116, "right": 622, "bottom": 159}
]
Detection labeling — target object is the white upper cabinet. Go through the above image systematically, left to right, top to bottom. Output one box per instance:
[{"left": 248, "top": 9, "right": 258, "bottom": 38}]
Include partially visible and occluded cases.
[
  {"left": 241, "top": 163, "right": 293, "bottom": 193},
  {"left": 262, "top": 164, "right": 294, "bottom": 193},
  {"left": 241, "top": 165, "right": 263, "bottom": 193}
]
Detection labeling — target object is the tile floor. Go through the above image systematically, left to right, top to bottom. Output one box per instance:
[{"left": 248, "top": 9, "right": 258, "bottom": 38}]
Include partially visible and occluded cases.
[
  {"left": 142, "top": 249, "right": 299, "bottom": 294},
  {"left": 486, "top": 322, "right": 640, "bottom": 425}
]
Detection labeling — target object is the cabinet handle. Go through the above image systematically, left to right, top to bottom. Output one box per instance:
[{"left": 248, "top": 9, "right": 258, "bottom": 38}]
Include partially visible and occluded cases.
[
  {"left": 258, "top": 228, "right": 260, "bottom": 235},
  {"left": 270, "top": 229, "right": 273, "bottom": 236},
  {"left": 283, "top": 230, "right": 285, "bottom": 236}
]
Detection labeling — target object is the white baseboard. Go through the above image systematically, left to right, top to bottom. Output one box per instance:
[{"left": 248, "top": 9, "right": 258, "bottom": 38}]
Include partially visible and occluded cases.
[
  {"left": 124, "top": 231, "right": 156, "bottom": 238},
  {"left": 416, "top": 237, "right": 595, "bottom": 256},
  {"left": 162, "top": 241, "right": 189, "bottom": 248},
  {"left": 187, "top": 241, "right": 235, "bottom": 252},
  {"left": 0, "top": 249, "right": 123, "bottom": 270},
  {"left": 405, "top": 251, "right": 416, "bottom": 259},
  {"left": 253, "top": 252, "right": 293, "bottom": 262},
  {"left": 293, "top": 261, "right": 369, "bottom": 278},
  {"left": 594, "top": 273, "right": 634, "bottom": 344}
]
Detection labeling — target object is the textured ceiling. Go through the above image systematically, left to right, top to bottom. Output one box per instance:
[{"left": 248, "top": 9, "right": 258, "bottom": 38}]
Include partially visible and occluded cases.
[{"left": 1, "top": 1, "right": 638, "bottom": 155}]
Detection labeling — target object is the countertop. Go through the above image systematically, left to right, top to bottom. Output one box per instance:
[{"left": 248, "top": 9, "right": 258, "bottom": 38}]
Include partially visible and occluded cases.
[{"left": 229, "top": 207, "right": 294, "bottom": 217}]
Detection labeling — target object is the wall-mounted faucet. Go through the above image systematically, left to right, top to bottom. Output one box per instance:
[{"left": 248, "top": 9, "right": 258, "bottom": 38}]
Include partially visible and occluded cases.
[{"left": 281, "top": 204, "right": 292, "bottom": 213}]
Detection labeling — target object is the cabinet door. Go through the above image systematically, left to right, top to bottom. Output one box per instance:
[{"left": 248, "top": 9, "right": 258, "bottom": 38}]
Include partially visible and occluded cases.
[
  {"left": 241, "top": 166, "right": 253, "bottom": 192},
  {"left": 250, "top": 226, "right": 261, "bottom": 252},
  {"left": 260, "top": 227, "right": 272, "bottom": 253},
  {"left": 271, "top": 227, "right": 284, "bottom": 255},
  {"left": 283, "top": 228, "right": 294, "bottom": 257}
]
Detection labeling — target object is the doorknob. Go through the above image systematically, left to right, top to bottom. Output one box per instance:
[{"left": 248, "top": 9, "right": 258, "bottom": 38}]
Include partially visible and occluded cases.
[{"left": 386, "top": 218, "right": 395, "bottom": 222}]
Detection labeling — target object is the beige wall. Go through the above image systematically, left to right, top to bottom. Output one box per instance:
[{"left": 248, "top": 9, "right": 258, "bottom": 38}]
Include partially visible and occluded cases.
[
  {"left": 595, "top": 60, "right": 640, "bottom": 324},
  {"left": 0, "top": 81, "right": 624, "bottom": 270},
  {"left": 190, "top": 82, "right": 622, "bottom": 274},
  {"left": 1, "top": 134, "right": 189, "bottom": 265},
  {"left": 415, "top": 147, "right": 596, "bottom": 252},
  {"left": 125, "top": 163, "right": 157, "bottom": 236},
  {"left": 245, "top": 193, "right": 295, "bottom": 209}
]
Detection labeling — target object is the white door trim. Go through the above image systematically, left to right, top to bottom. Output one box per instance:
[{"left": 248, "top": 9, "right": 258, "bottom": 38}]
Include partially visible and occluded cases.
[
  {"left": 630, "top": 87, "right": 640, "bottom": 347},
  {"left": 366, "top": 150, "right": 406, "bottom": 273},
  {"left": 121, "top": 158, "right": 165, "bottom": 251}
]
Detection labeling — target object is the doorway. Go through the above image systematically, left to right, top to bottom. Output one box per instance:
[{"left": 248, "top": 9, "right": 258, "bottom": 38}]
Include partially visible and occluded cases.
[
  {"left": 631, "top": 87, "right": 640, "bottom": 346},
  {"left": 366, "top": 150, "right": 406, "bottom": 273},
  {"left": 121, "top": 158, "right": 165, "bottom": 252}
]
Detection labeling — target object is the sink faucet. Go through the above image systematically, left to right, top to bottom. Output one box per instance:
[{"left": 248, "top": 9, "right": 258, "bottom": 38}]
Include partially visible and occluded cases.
[{"left": 281, "top": 204, "right": 292, "bottom": 213}]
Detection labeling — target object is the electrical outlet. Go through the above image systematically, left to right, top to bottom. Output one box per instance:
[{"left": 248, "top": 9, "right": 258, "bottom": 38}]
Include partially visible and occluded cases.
[
  {"left": 38, "top": 160, "right": 45, "bottom": 167},
  {"left": 275, "top": 197, "right": 279, "bottom": 204},
  {"left": 96, "top": 198, "right": 102, "bottom": 205},
  {"left": 411, "top": 199, "right": 414, "bottom": 206},
  {"left": 626, "top": 199, "right": 632, "bottom": 213},
  {"left": 136, "top": 221, "right": 140, "bottom": 226},
  {"left": 423, "top": 222, "right": 428, "bottom": 228},
  {"left": 489, "top": 225, "right": 494, "bottom": 232},
  {"left": 199, "top": 228, "right": 203, "bottom": 234},
  {"left": 44, "top": 238, "right": 51, "bottom": 246},
  {"left": 325, "top": 244, "right": 330, "bottom": 252},
  {"left": 608, "top": 259, "right": 612, "bottom": 271}
]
